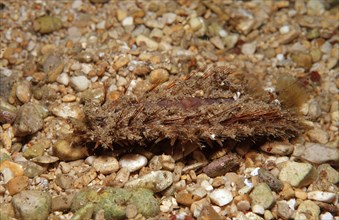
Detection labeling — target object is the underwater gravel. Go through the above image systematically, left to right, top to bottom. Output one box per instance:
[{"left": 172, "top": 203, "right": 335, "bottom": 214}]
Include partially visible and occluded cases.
[{"left": 0, "top": 0, "right": 338, "bottom": 220}]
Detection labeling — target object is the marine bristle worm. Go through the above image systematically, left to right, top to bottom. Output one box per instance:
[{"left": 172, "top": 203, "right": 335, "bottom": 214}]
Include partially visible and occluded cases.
[{"left": 82, "top": 65, "right": 306, "bottom": 158}]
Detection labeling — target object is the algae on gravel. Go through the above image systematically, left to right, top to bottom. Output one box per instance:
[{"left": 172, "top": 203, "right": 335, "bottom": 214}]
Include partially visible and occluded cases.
[{"left": 71, "top": 187, "right": 160, "bottom": 219}]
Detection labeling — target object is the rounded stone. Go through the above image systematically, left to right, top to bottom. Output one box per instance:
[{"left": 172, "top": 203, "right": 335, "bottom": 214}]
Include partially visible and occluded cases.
[
  {"left": 149, "top": 68, "right": 169, "bottom": 84},
  {"left": 70, "top": 75, "right": 90, "bottom": 91},
  {"left": 53, "top": 140, "right": 88, "bottom": 161},
  {"left": 119, "top": 154, "right": 148, "bottom": 172},
  {"left": 93, "top": 156, "right": 119, "bottom": 174},
  {"left": 125, "top": 170, "right": 173, "bottom": 192},
  {"left": 249, "top": 183, "right": 275, "bottom": 209},
  {"left": 209, "top": 188, "right": 233, "bottom": 206},
  {"left": 12, "top": 190, "right": 52, "bottom": 220}
]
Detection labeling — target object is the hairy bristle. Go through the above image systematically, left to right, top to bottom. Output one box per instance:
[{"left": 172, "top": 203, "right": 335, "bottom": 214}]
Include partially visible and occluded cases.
[{"left": 275, "top": 75, "right": 309, "bottom": 109}]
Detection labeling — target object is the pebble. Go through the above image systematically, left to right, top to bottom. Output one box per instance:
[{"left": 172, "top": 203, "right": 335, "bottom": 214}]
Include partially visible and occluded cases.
[
  {"left": 33, "top": 16, "right": 62, "bottom": 34},
  {"left": 122, "top": 16, "right": 133, "bottom": 26},
  {"left": 136, "top": 35, "right": 159, "bottom": 50},
  {"left": 210, "top": 36, "right": 225, "bottom": 50},
  {"left": 241, "top": 43, "right": 257, "bottom": 55},
  {"left": 291, "top": 52, "right": 313, "bottom": 69},
  {"left": 43, "top": 54, "right": 64, "bottom": 82},
  {"left": 113, "top": 55, "right": 130, "bottom": 70},
  {"left": 149, "top": 68, "right": 169, "bottom": 84},
  {"left": 56, "top": 73, "right": 70, "bottom": 85},
  {"left": 70, "top": 75, "right": 90, "bottom": 91},
  {"left": 16, "top": 81, "right": 31, "bottom": 103},
  {"left": 0, "top": 97, "right": 17, "bottom": 124},
  {"left": 13, "top": 103, "right": 44, "bottom": 137},
  {"left": 51, "top": 103, "right": 84, "bottom": 120},
  {"left": 307, "top": 128, "right": 329, "bottom": 144},
  {"left": 53, "top": 139, "right": 88, "bottom": 161},
  {"left": 23, "top": 142, "right": 44, "bottom": 159},
  {"left": 260, "top": 142, "right": 294, "bottom": 156},
  {"left": 293, "top": 143, "right": 339, "bottom": 164},
  {"left": 203, "top": 153, "right": 241, "bottom": 178},
  {"left": 119, "top": 154, "right": 147, "bottom": 172},
  {"left": 93, "top": 156, "right": 119, "bottom": 174},
  {"left": 0, "top": 160, "right": 24, "bottom": 183},
  {"left": 19, "top": 161, "right": 45, "bottom": 178},
  {"left": 278, "top": 161, "right": 317, "bottom": 187},
  {"left": 317, "top": 164, "right": 339, "bottom": 184},
  {"left": 108, "top": 167, "right": 130, "bottom": 187},
  {"left": 73, "top": 168, "right": 97, "bottom": 189},
  {"left": 258, "top": 168, "right": 283, "bottom": 192},
  {"left": 125, "top": 170, "right": 173, "bottom": 192},
  {"left": 55, "top": 174, "right": 74, "bottom": 189},
  {"left": 6, "top": 176, "right": 29, "bottom": 195},
  {"left": 249, "top": 183, "right": 275, "bottom": 209},
  {"left": 280, "top": 183, "right": 295, "bottom": 199},
  {"left": 209, "top": 188, "right": 233, "bottom": 206},
  {"left": 12, "top": 190, "right": 52, "bottom": 220},
  {"left": 176, "top": 191, "right": 201, "bottom": 206},
  {"left": 307, "top": 191, "right": 337, "bottom": 203},
  {"left": 52, "top": 194, "right": 74, "bottom": 212},
  {"left": 191, "top": 198, "right": 210, "bottom": 218},
  {"left": 277, "top": 200, "right": 295, "bottom": 219},
  {"left": 295, "top": 200, "right": 320, "bottom": 220},
  {"left": 252, "top": 204, "right": 265, "bottom": 215},
  {"left": 320, "top": 212, "right": 334, "bottom": 220}
]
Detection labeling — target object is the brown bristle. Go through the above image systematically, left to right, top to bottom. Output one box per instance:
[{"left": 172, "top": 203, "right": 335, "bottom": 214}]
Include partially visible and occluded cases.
[{"left": 275, "top": 75, "right": 309, "bottom": 109}]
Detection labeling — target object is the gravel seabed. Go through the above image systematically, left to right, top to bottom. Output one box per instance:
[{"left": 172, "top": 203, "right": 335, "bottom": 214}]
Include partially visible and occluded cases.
[{"left": 0, "top": 0, "right": 338, "bottom": 220}]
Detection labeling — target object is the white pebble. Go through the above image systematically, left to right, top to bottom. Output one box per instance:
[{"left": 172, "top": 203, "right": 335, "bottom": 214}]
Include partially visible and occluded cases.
[
  {"left": 162, "top": 13, "right": 176, "bottom": 24},
  {"left": 122, "top": 16, "right": 133, "bottom": 26},
  {"left": 96, "top": 21, "right": 106, "bottom": 29},
  {"left": 279, "top": 25, "right": 290, "bottom": 34},
  {"left": 241, "top": 43, "right": 256, "bottom": 55},
  {"left": 276, "top": 53, "right": 285, "bottom": 61},
  {"left": 81, "top": 64, "right": 93, "bottom": 74},
  {"left": 57, "top": 73, "right": 69, "bottom": 85},
  {"left": 70, "top": 75, "right": 90, "bottom": 91},
  {"left": 119, "top": 154, "right": 147, "bottom": 172},
  {"left": 200, "top": 180, "right": 213, "bottom": 191},
  {"left": 209, "top": 188, "right": 233, "bottom": 206},
  {"left": 307, "top": 191, "right": 337, "bottom": 203},
  {"left": 252, "top": 204, "right": 265, "bottom": 215},
  {"left": 320, "top": 212, "right": 333, "bottom": 220}
]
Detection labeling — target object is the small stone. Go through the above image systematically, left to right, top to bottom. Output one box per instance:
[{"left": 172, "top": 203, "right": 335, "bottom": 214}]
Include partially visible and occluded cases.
[
  {"left": 307, "top": 0, "right": 325, "bottom": 16},
  {"left": 33, "top": 16, "right": 62, "bottom": 34},
  {"left": 122, "top": 16, "right": 133, "bottom": 26},
  {"left": 189, "top": 17, "right": 205, "bottom": 32},
  {"left": 236, "top": 19, "right": 255, "bottom": 35},
  {"left": 279, "top": 25, "right": 290, "bottom": 34},
  {"left": 277, "top": 29, "right": 299, "bottom": 44},
  {"left": 136, "top": 35, "right": 159, "bottom": 50},
  {"left": 210, "top": 36, "right": 224, "bottom": 50},
  {"left": 241, "top": 43, "right": 256, "bottom": 55},
  {"left": 77, "top": 52, "right": 93, "bottom": 63},
  {"left": 291, "top": 52, "right": 313, "bottom": 69},
  {"left": 43, "top": 54, "right": 64, "bottom": 82},
  {"left": 113, "top": 55, "right": 130, "bottom": 70},
  {"left": 149, "top": 68, "right": 169, "bottom": 84},
  {"left": 56, "top": 73, "right": 69, "bottom": 85},
  {"left": 70, "top": 75, "right": 90, "bottom": 91},
  {"left": 16, "top": 81, "right": 31, "bottom": 103},
  {"left": 0, "top": 97, "right": 17, "bottom": 124},
  {"left": 13, "top": 103, "right": 44, "bottom": 137},
  {"left": 51, "top": 103, "right": 84, "bottom": 120},
  {"left": 307, "top": 128, "right": 329, "bottom": 144},
  {"left": 53, "top": 139, "right": 88, "bottom": 161},
  {"left": 260, "top": 142, "right": 294, "bottom": 156},
  {"left": 23, "top": 143, "right": 45, "bottom": 159},
  {"left": 293, "top": 143, "right": 339, "bottom": 164},
  {"left": 203, "top": 153, "right": 240, "bottom": 178},
  {"left": 119, "top": 154, "right": 147, "bottom": 172},
  {"left": 93, "top": 156, "right": 119, "bottom": 174},
  {"left": 0, "top": 160, "right": 24, "bottom": 183},
  {"left": 19, "top": 161, "right": 45, "bottom": 178},
  {"left": 279, "top": 161, "right": 317, "bottom": 187},
  {"left": 317, "top": 164, "right": 339, "bottom": 184},
  {"left": 109, "top": 167, "right": 130, "bottom": 188},
  {"left": 73, "top": 168, "right": 97, "bottom": 189},
  {"left": 258, "top": 168, "right": 283, "bottom": 192},
  {"left": 125, "top": 170, "right": 173, "bottom": 192},
  {"left": 55, "top": 174, "right": 74, "bottom": 189},
  {"left": 6, "top": 176, "right": 29, "bottom": 195},
  {"left": 250, "top": 183, "right": 275, "bottom": 209},
  {"left": 280, "top": 183, "right": 295, "bottom": 199},
  {"left": 209, "top": 188, "right": 233, "bottom": 206},
  {"left": 295, "top": 189, "right": 308, "bottom": 200},
  {"left": 12, "top": 190, "right": 52, "bottom": 220},
  {"left": 176, "top": 191, "right": 201, "bottom": 206},
  {"left": 307, "top": 191, "right": 337, "bottom": 203},
  {"left": 52, "top": 194, "right": 74, "bottom": 211},
  {"left": 191, "top": 198, "right": 210, "bottom": 218},
  {"left": 277, "top": 200, "right": 295, "bottom": 219},
  {"left": 295, "top": 200, "right": 320, "bottom": 220},
  {"left": 126, "top": 204, "right": 138, "bottom": 219},
  {"left": 252, "top": 204, "right": 265, "bottom": 215},
  {"left": 200, "top": 205, "right": 223, "bottom": 220},
  {"left": 320, "top": 212, "right": 334, "bottom": 220}
]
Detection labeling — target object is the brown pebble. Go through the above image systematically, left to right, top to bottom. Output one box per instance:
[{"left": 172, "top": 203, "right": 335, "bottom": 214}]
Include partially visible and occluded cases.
[
  {"left": 149, "top": 68, "right": 169, "bottom": 84},
  {"left": 202, "top": 153, "right": 241, "bottom": 178},
  {"left": 258, "top": 168, "right": 283, "bottom": 192},
  {"left": 6, "top": 176, "right": 29, "bottom": 195},
  {"left": 176, "top": 191, "right": 201, "bottom": 206},
  {"left": 200, "top": 205, "right": 223, "bottom": 220}
]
